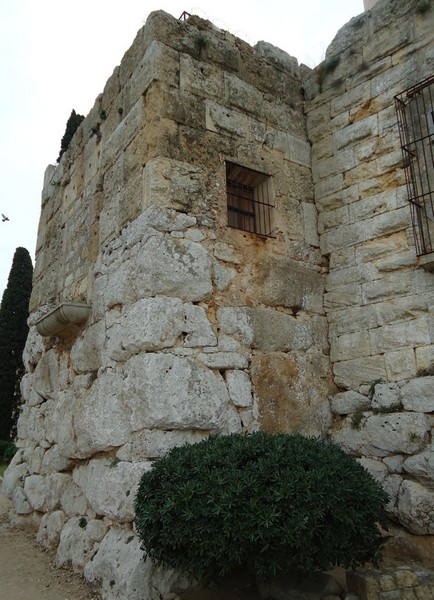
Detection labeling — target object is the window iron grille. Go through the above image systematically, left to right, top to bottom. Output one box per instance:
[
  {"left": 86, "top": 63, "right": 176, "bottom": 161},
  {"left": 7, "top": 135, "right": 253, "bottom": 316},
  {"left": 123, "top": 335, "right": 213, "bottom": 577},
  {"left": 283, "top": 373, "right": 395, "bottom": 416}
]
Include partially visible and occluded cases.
[
  {"left": 395, "top": 74, "right": 434, "bottom": 256},
  {"left": 226, "top": 162, "right": 274, "bottom": 237}
]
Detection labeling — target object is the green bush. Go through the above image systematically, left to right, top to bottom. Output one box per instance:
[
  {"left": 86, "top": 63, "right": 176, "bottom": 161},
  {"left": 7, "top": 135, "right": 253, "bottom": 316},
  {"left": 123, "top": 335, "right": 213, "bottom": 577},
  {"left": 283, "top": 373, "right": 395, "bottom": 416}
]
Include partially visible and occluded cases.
[
  {"left": 134, "top": 432, "right": 389, "bottom": 581},
  {"left": 0, "top": 440, "right": 17, "bottom": 462}
]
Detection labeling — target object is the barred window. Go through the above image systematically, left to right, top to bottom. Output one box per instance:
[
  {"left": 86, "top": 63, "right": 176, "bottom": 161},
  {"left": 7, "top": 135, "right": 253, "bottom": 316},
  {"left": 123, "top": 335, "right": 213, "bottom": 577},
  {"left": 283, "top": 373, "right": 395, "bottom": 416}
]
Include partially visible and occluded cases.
[
  {"left": 395, "top": 74, "right": 434, "bottom": 256},
  {"left": 226, "top": 162, "right": 274, "bottom": 237}
]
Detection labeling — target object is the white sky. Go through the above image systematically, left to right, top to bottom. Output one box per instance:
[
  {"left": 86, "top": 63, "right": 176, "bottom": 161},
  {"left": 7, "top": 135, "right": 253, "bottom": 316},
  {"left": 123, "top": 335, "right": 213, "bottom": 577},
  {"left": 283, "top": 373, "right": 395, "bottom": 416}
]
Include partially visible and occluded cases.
[{"left": 0, "top": 0, "right": 363, "bottom": 298}]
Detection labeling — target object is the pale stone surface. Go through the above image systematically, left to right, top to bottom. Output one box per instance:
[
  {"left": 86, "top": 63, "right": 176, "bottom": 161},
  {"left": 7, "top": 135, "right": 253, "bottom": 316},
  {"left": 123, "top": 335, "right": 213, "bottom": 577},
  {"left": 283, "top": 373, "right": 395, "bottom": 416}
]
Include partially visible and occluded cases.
[
  {"left": 10, "top": 3, "right": 434, "bottom": 595},
  {"left": 106, "top": 297, "right": 185, "bottom": 360},
  {"left": 183, "top": 304, "right": 217, "bottom": 347},
  {"left": 217, "top": 307, "right": 253, "bottom": 346},
  {"left": 70, "top": 320, "right": 106, "bottom": 374},
  {"left": 22, "top": 327, "right": 44, "bottom": 372},
  {"left": 32, "top": 349, "right": 59, "bottom": 402},
  {"left": 124, "top": 353, "right": 231, "bottom": 431},
  {"left": 73, "top": 369, "right": 132, "bottom": 457},
  {"left": 225, "top": 370, "right": 253, "bottom": 408},
  {"left": 401, "top": 377, "right": 434, "bottom": 413},
  {"left": 371, "top": 383, "right": 401, "bottom": 410},
  {"left": 330, "top": 390, "right": 371, "bottom": 415},
  {"left": 331, "top": 413, "right": 429, "bottom": 458},
  {"left": 116, "top": 429, "right": 209, "bottom": 461},
  {"left": 403, "top": 451, "right": 434, "bottom": 488},
  {"left": 73, "top": 459, "right": 150, "bottom": 522},
  {"left": 2, "top": 462, "right": 28, "bottom": 499},
  {"left": 24, "top": 473, "right": 71, "bottom": 512},
  {"left": 61, "top": 480, "right": 88, "bottom": 517},
  {"left": 398, "top": 480, "right": 434, "bottom": 535},
  {"left": 12, "top": 486, "right": 32, "bottom": 515},
  {"left": 37, "top": 510, "right": 67, "bottom": 549},
  {"left": 55, "top": 516, "right": 108, "bottom": 568},
  {"left": 83, "top": 527, "right": 152, "bottom": 600}
]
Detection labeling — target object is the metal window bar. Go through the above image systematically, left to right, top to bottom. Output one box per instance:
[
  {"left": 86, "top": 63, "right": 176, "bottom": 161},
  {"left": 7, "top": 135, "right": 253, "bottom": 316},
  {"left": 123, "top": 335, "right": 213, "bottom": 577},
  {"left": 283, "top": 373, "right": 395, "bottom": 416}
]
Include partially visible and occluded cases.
[
  {"left": 395, "top": 74, "right": 434, "bottom": 256},
  {"left": 226, "top": 164, "right": 274, "bottom": 237}
]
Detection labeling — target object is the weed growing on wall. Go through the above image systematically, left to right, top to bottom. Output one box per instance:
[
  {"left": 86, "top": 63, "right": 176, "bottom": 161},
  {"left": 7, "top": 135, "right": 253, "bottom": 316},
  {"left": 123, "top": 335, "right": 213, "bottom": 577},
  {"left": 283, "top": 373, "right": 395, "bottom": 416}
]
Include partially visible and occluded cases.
[{"left": 135, "top": 432, "right": 389, "bottom": 582}]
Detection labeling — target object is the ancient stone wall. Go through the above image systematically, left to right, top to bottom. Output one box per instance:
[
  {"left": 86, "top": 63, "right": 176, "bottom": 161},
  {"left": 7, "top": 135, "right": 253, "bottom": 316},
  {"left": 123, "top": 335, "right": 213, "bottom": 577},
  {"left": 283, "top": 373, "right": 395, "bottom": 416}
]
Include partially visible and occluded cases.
[
  {"left": 305, "top": 0, "right": 434, "bottom": 546},
  {"left": 3, "top": 1, "right": 434, "bottom": 597},
  {"left": 3, "top": 11, "right": 333, "bottom": 598}
]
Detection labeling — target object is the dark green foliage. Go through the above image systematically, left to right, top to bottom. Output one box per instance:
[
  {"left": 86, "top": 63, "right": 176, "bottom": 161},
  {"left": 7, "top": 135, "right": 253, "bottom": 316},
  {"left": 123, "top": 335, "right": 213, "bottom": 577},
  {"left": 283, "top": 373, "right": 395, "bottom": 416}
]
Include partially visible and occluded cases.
[
  {"left": 57, "top": 109, "right": 85, "bottom": 162},
  {"left": 0, "top": 248, "right": 33, "bottom": 440},
  {"left": 135, "top": 432, "right": 389, "bottom": 582},
  {"left": 0, "top": 440, "right": 17, "bottom": 462},
  {"left": 78, "top": 517, "right": 87, "bottom": 529}
]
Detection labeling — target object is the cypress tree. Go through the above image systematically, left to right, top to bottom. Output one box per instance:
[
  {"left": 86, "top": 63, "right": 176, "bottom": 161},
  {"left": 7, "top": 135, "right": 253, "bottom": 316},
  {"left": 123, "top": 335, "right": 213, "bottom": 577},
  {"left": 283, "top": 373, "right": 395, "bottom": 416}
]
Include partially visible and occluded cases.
[
  {"left": 57, "top": 109, "right": 85, "bottom": 162},
  {"left": 0, "top": 247, "right": 33, "bottom": 440}
]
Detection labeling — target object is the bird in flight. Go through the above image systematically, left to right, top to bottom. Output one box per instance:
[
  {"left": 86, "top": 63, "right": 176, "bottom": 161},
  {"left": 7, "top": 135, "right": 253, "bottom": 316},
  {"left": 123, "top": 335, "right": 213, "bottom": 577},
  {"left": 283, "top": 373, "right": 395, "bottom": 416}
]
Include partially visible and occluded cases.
[{"left": 2, "top": 213, "right": 10, "bottom": 222}]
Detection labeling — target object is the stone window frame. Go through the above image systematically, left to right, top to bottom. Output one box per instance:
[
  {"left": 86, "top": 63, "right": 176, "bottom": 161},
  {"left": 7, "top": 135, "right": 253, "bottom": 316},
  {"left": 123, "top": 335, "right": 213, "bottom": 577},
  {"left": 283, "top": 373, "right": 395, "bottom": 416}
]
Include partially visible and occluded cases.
[{"left": 226, "top": 161, "right": 275, "bottom": 237}]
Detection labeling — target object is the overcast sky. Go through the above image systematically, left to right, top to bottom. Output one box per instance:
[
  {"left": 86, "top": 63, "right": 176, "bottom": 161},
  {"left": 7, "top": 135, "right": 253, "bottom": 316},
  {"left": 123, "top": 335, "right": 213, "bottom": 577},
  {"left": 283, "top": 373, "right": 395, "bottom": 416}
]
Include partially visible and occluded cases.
[{"left": 0, "top": 0, "right": 363, "bottom": 298}]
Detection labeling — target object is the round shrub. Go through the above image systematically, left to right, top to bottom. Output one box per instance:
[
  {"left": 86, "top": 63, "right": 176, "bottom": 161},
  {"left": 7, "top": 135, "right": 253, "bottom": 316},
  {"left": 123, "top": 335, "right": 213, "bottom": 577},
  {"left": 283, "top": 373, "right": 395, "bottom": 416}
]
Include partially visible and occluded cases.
[{"left": 134, "top": 432, "right": 389, "bottom": 581}]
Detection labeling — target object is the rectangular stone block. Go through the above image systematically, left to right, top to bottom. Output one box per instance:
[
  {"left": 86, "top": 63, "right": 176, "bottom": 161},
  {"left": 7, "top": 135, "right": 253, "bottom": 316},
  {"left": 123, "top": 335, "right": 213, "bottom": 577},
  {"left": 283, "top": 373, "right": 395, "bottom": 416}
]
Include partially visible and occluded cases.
[
  {"left": 334, "top": 115, "right": 378, "bottom": 151},
  {"left": 324, "top": 283, "right": 363, "bottom": 309},
  {"left": 370, "top": 318, "right": 430, "bottom": 355},
  {"left": 330, "top": 330, "right": 371, "bottom": 363},
  {"left": 385, "top": 348, "right": 417, "bottom": 382},
  {"left": 333, "top": 355, "right": 387, "bottom": 390}
]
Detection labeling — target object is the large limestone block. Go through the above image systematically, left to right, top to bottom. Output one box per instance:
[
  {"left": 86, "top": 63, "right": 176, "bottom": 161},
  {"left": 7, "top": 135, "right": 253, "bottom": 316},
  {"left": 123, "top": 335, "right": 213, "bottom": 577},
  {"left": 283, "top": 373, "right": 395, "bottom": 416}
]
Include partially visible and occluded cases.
[
  {"left": 128, "top": 40, "right": 180, "bottom": 107},
  {"left": 143, "top": 157, "right": 205, "bottom": 212},
  {"left": 103, "top": 231, "right": 213, "bottom": 307},
  {"left": 246, "top": 257, "right": 324, "bottom": 314},
  {"left": 107, "top": 297, "right": 185, "bottom": 360},
  {"left": 107, "top": 298, "right": 216, "bottom": 360},
  {"left": 183, "top": 304, "right": 217, "bottom": 347},
  {"left": 217, "top": 307, "right": 253, "bottom": 346},
  {"left": 248, "top": 307, "right": 318, "bottom": 353},
  {"left": 370, "top": 319, "right": 430, "bottom": 355},
  {"left": 70, "top": 320, "right": 106, "bottom": 374},
  {"left": 22, "top": 327, "right": 44, "bottom": 372},
  {"left": 32, "top": 349, "right": 59, "bottom": 402},
  {"left": 251, "top": 352, "right": 332, "bottom": 437},
  {"left": 124, "top": 353, "right": 232, "bottom": 431},
  {"left": 333, "top": 355, "right": 387, "bottom": 390},
  {"left": 73, "top": 370, "right": 132, "bottom": 457},
  {"left": 225, "top": 370, "right": 253, "bottom": 408},
  {"left": 401, "top": 377, "right": 434, "bottom": 413},
  {"left": 371, "top": 383, "right": 401, "bottom": 410},
  {"left": 45, "top": 390, "right": 78, "bottom": 457},
  {"left": 330, "top": 390, "right": 371, "bottom": 415},
  {"left": 331, "top": 413, "right": 429, "bottom": 458},
  {"left": 116, "top": 429, "right": 209, "bottom": 461},
  {"left": 40, "top": 445, "right": 72, "bottom": 474},
  {"left": 403, "top": 451, "right": 434, "bottom": 488},
  {"left": 73, "top": 459, "right": 150, "bottom": 522},
  {"left": 2, "top": 460, "right": 27, "bottom": 499},
  {"left": 24, "top": 473, "right": 71, "bottom": 512},
  {"left": 61, "top": 480, "right": 88, "bottom": 517},
  {"left": 398, "top": 480, "right": 434, "bottom": 535},
  {"left": 36, "top": 510, "right": 67, "bottom": 549},
  {"left": 56, "top": 516, "right": 109, "bottom": 569},
  {"left": 83, "top": 527, "right": 152, "bottom": 600}
]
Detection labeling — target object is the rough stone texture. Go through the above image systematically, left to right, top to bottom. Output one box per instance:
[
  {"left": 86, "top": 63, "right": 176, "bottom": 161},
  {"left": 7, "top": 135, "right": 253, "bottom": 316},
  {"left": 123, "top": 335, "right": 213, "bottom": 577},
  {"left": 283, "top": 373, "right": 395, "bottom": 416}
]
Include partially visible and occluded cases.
[{"left": 5, "top": 2, "right": 434, "bottom": 597}]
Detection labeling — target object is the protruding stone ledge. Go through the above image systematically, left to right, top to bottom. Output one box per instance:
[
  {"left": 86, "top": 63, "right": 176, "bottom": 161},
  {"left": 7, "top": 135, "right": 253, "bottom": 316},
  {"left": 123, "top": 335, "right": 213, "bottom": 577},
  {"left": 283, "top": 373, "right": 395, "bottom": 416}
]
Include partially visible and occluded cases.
[{"left": 35, "top": 302, "right": 91, "bottom": 337}]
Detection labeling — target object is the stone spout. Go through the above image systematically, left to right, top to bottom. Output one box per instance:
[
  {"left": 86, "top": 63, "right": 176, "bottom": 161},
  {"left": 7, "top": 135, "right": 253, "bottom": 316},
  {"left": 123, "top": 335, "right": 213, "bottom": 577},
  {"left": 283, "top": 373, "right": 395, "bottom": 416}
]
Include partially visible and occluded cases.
[{"left": 35, "top": 302, "right": 91, "bottom": 337}]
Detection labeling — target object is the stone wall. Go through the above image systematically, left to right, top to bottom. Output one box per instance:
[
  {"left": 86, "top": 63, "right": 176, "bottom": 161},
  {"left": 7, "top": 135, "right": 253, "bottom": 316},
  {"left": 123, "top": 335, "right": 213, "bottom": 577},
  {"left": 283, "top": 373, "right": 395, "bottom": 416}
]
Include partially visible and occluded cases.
[
  {"left": 305, "top": 0, "right": 434, "bottom": 543},
  {"left": 3, "top": 1, "right": 434, "bottom": 597},
  {"left": 3, "top": 11, "right": 333, "bottom": 599}
]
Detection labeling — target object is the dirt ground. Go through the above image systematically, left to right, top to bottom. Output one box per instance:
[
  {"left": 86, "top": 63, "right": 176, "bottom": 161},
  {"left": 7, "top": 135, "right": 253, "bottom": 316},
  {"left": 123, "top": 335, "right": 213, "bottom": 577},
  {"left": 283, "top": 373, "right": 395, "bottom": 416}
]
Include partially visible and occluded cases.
[{"left": 0, "top": 488, "right": 101, "bottom": 600}]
